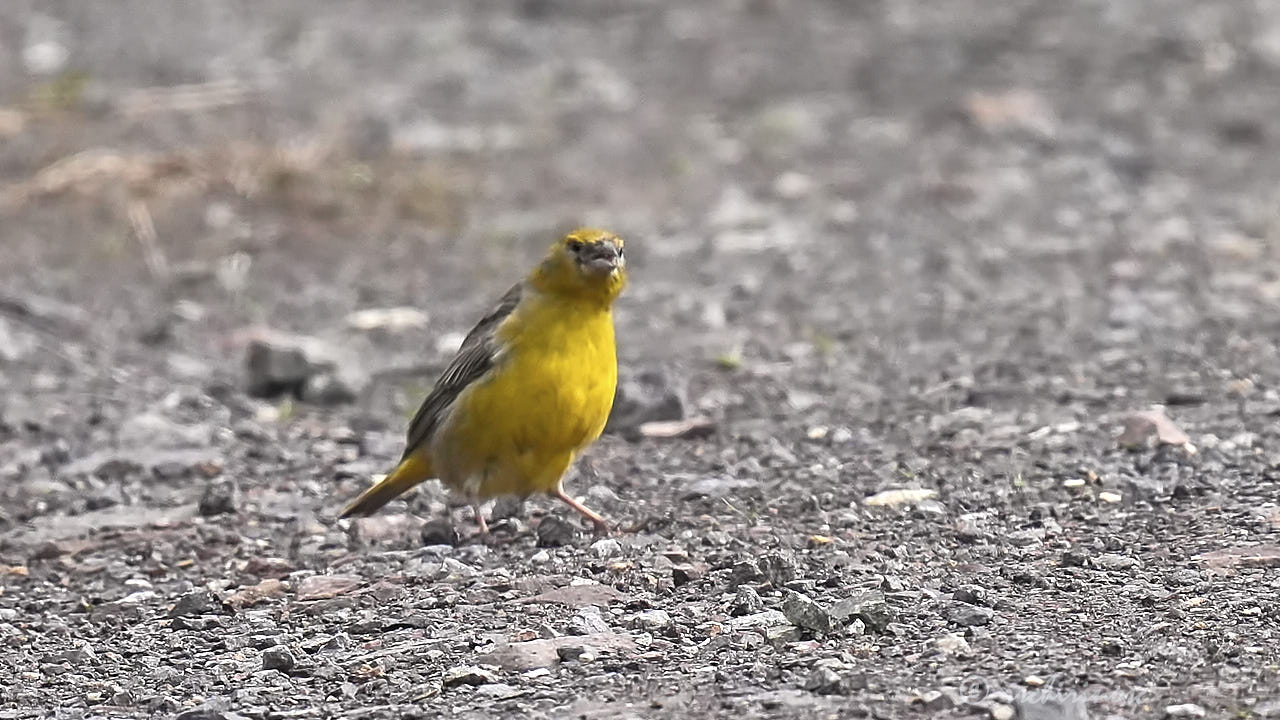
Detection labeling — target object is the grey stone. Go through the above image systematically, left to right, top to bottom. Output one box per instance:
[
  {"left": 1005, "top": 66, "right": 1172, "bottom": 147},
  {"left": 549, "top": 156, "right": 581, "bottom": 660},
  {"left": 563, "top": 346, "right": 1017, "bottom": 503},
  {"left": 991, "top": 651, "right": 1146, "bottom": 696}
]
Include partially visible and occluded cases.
[
  {"left": 169, "top": 589, "right": 220, "bottom": 618},
  {"left": 782, "top": 590, "right": 836, "bottom": 634},
  {"left": 831, "top": 591, "right": 893, "bottom": 632},
  {"left": 947, "top": 602, "right": 994, "bottom": 627},
  {"left": 261, "top": 646, "right": 295, "bottom": 672},
  {"left": 442, "top": 665, "right": 499, "bottom": 687}
]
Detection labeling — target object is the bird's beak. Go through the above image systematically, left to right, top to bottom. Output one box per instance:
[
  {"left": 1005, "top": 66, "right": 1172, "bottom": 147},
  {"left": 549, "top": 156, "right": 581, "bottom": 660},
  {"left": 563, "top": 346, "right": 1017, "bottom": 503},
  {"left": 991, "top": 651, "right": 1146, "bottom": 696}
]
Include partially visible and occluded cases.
[
  {"left": 581, "top": 243, "right": 623, "bottom": 276},
  {"left": 585, "top": 256, "right": 620, "bottom": 274}
]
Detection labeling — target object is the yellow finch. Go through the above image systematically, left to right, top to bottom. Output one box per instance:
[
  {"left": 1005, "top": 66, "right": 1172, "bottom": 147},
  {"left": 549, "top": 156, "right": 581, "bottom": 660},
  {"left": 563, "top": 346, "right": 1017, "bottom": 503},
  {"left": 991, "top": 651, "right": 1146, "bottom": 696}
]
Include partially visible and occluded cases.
[{"left": 340, "top": 228, "right": 627, "bottom": 534}]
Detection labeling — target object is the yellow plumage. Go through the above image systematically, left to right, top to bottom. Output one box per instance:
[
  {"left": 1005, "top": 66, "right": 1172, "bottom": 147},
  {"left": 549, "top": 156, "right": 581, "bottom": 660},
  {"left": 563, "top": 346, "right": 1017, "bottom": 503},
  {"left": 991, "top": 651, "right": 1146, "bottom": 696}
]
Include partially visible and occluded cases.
[{"left": 339, "top": 228, "right": 627, "bottom": 534}]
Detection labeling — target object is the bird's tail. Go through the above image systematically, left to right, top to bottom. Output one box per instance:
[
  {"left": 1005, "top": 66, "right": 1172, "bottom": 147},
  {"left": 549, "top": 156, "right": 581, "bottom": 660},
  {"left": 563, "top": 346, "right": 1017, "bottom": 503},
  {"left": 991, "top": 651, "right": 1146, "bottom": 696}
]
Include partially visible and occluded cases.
[{"left": 339, "top": 452, "right": 433, "bottom": 518}]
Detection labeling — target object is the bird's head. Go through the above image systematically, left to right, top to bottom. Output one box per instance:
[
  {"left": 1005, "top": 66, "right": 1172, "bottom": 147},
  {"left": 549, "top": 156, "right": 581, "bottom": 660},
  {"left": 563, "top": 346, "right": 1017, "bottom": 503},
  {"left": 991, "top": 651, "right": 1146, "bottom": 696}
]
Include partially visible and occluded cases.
[{"left": 530, "top": 228, "right": 627, "bottom": 305}]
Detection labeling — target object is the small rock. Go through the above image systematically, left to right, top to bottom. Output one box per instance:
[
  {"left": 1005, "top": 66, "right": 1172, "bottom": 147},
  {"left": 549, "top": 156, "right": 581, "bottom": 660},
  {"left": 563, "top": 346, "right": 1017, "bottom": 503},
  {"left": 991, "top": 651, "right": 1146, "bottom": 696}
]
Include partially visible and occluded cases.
[
  {"left": 243, "top": 330, "right": 366, "bottom": 405},
  {"left": 605, "top": 369, "right": 686, "bottom": 434},
  {"left": 1118, "top": 408, "right": 1193, "bottom": 451},
  {"left": 637, "top": 415, "right": 716, "bottom": 440},
  {"left": 198, "top": 479, "right": 240, "bottom": 516},
  {"left": 864, "top": 488, "right": 937, "bottom": 507},
  {"left": 536, "top": 516, "right": 578, "bottom": 547},
  {"left": 420, "top": 519, "right": 460, "bottom": 547},
  {"left": 1005, "top": 529, "right": 1043, "bottom": 547},
  {"left": 590, "top": 538, "right": 622, "bottom": 558},
  {"left": 1060, "top": 549, "right": 1090, "bottom": 567},
  {"left": 1093, "top": 553, "right": 1140, "bottom": 571},
  {"left": 757, "top": 554, "right": 798, "bottom": 586},
  {"left": 442, "top": 558, "right": 478, "bottom": 578},
  {"left": 728, "top": 560, "right": 763, "bottom": 587},
  {"left": 671, "top": 563, "right": 704, "bottom": 586},
  {"left": 295, "top": 575, "right": 363, "bottom": 601},
  {"left": 225, "top": 579, "right": 287, "bottom": 610},
  {"left": 953, "top": 584, "right": 988, "bottom": 606},
  {"left": 731, "top": 586, "right": 765, "bottom": 616},
  {"left": 169, "top": 589, "right": 220, "bottom": 618},
  {"left": 782, "top": 590, "right": 836, "bottom": 634},
  {"left": 830, "top": 591, "right": 892, "bottom": 632},
  {"left": 947, "top": 602, "right": 994, "bottom": 627},
  {"left": 569, "top": 607, "right": 613, "bottom": 635},
  {"left": 633, "top": 609, "right": 672, "bottom": 630},
  {"left": 729, "top": 610, "right": 789, "bottom": 630},
  {"left": 764, "top": 625, "right": 803, "bottom": 647},
  {"left": 933, "top": 633, "right": 971, "bottom": 655},
  {"left": 60, "top": 642, "right": 96, "bottom": 664},
  {"left": 556, "top": 644, "right": 590, "bottom": 662},
  {"left": 261, "top": 646, "right": 295, "bottom": 672},
  {"left": 442, "top": 665, "right": 499, "bottom": 687},
  {"left": 803, "top": 666, "right": 846, "bottom": 695},
  {"left": 917, "top": 690, "right": 958, "bottom": 712},
  {"left": 989, "top": 703, "right": 1016, "bottom": 720},
  {"left": 1165, "top": 704, "right": 1206, "bottom": 719}
]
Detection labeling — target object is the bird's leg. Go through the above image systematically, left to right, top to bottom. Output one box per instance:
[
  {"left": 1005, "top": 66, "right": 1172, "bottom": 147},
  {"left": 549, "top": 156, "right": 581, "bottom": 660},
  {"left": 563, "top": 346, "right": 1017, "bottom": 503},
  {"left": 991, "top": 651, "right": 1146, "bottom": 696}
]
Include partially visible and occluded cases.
[
  {"left": 554, "top": 487, "right": 609, "bottom": 535},
  {"left": 472, "top": 500, "right": 489, "bottom": 535}
]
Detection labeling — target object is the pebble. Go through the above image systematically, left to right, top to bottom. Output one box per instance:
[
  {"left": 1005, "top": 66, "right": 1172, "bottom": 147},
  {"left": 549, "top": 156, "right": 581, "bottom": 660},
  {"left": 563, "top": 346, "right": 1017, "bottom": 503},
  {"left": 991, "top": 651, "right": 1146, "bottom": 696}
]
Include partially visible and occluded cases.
[
  {"left": 605, "top": 369, "right": 687, "bottom": 434},
  {"left": 198, "top": 479, "right": 240, "bottom": 516},
  {"left": 536, "top": 516, "right": 578, "bottom": 547},
  {"left": 420, "top": 519, "right": 460, "bottom": 547},
  {"left": 590, "top": 538, "right": 622, "bottom": 558},
  {"left": 1060, "top": 549, "right": 1089, "bottom": 567},
  {"left": 1093, "top": 553, "right": 1140, "bottom": 571},
  {"left": 758, "top": 554, "right": 798, "bottom": 586},
  {"left": 295, "top": 575, "right": 363, "bottom": 600},
  {"left": 953, "top": 584, "right": 989, "bottom": 606},
  {"left": 731, "top": 586, "right": 765, "bottom": 616},
  {"left": 169, "top": 589, "right": 221, "bottom": 618},
  {"left": 782, "top": 590, "right": 836, "bottom": 634},
  {"left": 830, "top": 591, "right": 892, "bottom": 632},
  {"left": 947, "top": 602, "right": 994, "bottom": 627},
  {"left": 569, "top": 607, "right": 613, "bottom": 636},
  {"left": 633, "top": 609, "right": 673, "bottom": 630},
  {"left": 729, "top": 610, "right": 789, "bottom": 630},
  {"left": 934, "top": 633, "right": 971, "bottom": 655},
  {"left": 261, "top": 646, "right": 295, "bottom": 672},
  {"left": 442, "top": 666, "right": 499, "bottom": 687},
  {"left": 803, "top": 666, "right": 846, "bottom": 695},
  {"left": 917, "top": 690, "right": 958, "bottom": 712},
  {"left": 989, "top": 704, "right": 1015, "bottom": 720},
  {"left": 1165, "top": 704, "right": 1207, "bottom": 719}
]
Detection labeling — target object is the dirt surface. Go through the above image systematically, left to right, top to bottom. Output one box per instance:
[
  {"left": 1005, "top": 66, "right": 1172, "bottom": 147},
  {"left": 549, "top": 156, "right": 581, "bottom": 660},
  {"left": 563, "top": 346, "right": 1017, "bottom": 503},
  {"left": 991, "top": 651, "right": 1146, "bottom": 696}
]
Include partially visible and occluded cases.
[{"left": 3, "top": 1, "right": 1280, "bottom": 718}]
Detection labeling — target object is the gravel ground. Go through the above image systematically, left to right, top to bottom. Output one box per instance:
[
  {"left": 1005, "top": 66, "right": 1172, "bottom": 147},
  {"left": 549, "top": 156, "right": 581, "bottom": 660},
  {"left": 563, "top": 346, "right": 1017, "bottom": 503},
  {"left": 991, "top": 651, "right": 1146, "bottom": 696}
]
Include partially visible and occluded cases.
[{"left": 2, "top": 1, "right": 1280, "bottom": 718}]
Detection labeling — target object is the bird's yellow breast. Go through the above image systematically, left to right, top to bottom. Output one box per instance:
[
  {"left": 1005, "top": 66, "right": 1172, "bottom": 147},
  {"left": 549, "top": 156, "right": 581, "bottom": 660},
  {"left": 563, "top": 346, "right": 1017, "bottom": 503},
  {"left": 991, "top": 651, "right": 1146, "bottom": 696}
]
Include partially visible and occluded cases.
[{"left": 431, "top": 292, "right": 617, "bottom": 497}]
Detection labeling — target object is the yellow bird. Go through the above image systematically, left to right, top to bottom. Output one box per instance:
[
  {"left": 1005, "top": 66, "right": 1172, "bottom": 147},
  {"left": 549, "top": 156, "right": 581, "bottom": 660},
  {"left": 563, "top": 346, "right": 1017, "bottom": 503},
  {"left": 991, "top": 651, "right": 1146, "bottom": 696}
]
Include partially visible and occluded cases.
[{"left": 340, "top": 228, "right": 627, "bottom": 535}]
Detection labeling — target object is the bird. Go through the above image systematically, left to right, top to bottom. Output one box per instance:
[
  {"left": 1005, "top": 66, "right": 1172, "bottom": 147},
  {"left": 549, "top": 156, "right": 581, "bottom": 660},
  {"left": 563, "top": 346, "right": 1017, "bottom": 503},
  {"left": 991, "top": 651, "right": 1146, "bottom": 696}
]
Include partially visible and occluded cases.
[{"left": 340, "top": 228, "right": 627, "bottom": 535}]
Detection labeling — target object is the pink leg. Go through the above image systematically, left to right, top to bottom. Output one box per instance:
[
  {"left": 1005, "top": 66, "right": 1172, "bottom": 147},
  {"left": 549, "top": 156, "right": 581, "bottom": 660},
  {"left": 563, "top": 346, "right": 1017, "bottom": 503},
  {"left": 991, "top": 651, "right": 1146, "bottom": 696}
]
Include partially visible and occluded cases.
[
  {"left": 554, "top": 487, "right": 609, "bottom": 535},
  {"left": 472, "top": 501, "right": 489, "bottom": 535}
]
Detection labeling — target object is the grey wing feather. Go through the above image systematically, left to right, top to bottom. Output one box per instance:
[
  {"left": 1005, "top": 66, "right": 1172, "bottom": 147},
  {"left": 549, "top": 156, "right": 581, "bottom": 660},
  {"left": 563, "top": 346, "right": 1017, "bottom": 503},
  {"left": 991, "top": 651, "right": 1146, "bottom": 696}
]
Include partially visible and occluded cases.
[{"left": 400, "top": 283, "right": 524, "bottom": 460}]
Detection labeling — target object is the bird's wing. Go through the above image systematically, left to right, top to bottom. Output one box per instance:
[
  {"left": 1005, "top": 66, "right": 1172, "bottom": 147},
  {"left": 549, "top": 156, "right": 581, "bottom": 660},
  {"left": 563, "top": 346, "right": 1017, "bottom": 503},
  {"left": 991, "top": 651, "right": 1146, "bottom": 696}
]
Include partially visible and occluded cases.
[{"left": 400, "top": 282, "right": 524, "bottom": 460}]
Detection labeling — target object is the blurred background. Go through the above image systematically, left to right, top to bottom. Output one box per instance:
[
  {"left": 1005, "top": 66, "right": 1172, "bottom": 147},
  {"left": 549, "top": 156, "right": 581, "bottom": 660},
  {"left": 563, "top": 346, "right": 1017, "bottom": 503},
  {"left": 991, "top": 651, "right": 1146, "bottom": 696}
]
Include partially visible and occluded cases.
[{"left": 3, "top": 1, "right": 1280, "bottom": 716}]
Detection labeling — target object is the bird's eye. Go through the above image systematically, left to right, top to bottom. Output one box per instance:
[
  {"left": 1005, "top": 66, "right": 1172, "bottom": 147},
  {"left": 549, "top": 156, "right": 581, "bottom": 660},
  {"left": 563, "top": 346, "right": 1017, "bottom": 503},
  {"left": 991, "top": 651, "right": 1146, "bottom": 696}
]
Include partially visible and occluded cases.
[{"left": 567, "top": 240, "right": 584, "bottom": 253}]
